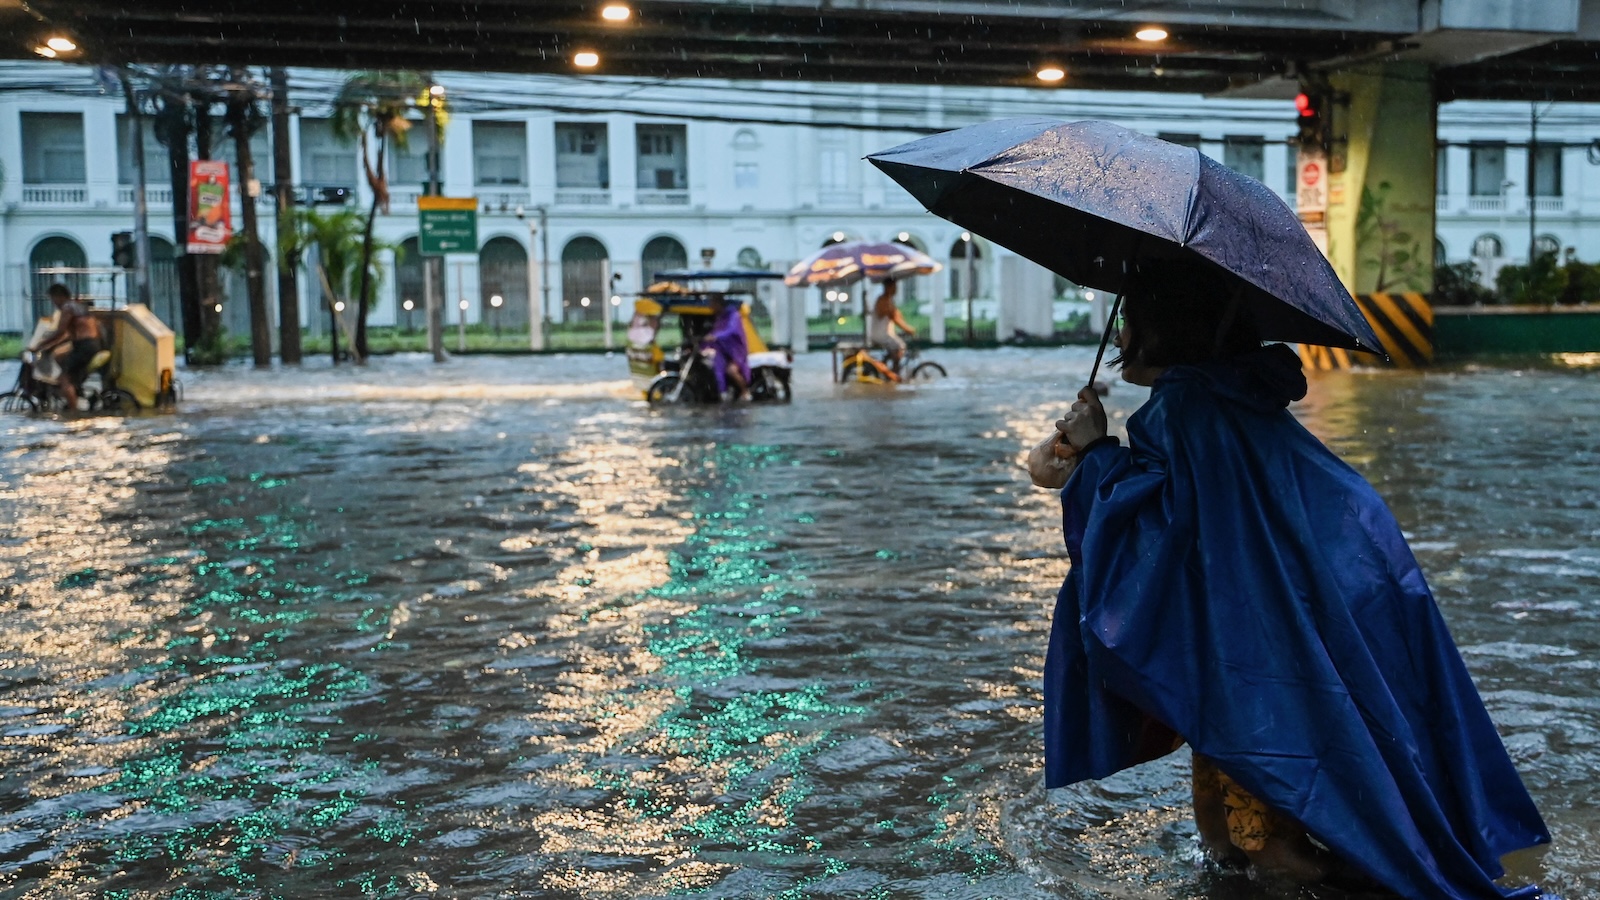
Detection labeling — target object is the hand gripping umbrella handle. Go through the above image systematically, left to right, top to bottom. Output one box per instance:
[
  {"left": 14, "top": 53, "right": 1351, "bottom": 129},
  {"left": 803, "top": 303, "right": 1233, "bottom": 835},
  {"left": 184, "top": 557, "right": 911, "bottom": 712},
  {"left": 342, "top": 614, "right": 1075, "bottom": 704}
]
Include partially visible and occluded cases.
[{"left": 1086, "top": 292, "right": 1123, "bottom": 392}]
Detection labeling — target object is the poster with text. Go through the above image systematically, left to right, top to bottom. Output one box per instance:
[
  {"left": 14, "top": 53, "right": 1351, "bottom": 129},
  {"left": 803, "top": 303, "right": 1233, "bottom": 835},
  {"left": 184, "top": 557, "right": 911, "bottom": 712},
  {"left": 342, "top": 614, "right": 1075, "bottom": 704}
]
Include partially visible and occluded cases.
[{"left": 187, "top": 160, "right": 232, "bottom": 254}]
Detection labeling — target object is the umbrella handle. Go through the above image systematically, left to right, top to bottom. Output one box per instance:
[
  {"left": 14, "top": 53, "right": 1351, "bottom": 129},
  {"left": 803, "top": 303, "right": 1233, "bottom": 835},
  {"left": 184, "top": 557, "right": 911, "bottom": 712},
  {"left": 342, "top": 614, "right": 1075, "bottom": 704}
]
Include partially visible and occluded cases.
[{"left": 1086, "top": 292, "right": 1123, "bottom": 392}]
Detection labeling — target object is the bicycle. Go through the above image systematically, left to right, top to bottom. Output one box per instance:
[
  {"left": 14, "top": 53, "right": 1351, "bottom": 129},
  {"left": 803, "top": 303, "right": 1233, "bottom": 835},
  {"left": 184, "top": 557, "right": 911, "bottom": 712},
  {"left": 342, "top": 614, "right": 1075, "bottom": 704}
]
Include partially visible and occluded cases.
[{"left": 834, "top": 342, "right": 946, "bottom": 385}]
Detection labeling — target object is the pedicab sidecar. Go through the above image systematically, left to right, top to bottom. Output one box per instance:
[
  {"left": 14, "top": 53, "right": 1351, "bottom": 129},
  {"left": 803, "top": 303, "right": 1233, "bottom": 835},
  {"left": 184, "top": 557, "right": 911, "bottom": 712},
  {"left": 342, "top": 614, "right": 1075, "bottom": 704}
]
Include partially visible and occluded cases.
[{"left": 626, "top": 270, "right": 793, "bottom": 404}]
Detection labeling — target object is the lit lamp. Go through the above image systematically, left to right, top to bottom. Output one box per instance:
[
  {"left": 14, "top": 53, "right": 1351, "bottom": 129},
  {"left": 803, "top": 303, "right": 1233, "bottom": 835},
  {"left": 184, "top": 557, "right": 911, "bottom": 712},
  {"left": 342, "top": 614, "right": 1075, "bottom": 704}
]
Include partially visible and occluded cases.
[
  {"left": 601, "top": 4, "right": 631, "bottom": 21},
  {"left": 574, "top": 51, "right": 600, "bottom": 68},
  {"left": 1036, "top": 66, "right": 1065, "bottom": 83},
  {"left": 489, "top": 293, "right": 503, "bottom": 335},
  {"left": 402, "top": 298, "right": 415, "bottom": 333}
]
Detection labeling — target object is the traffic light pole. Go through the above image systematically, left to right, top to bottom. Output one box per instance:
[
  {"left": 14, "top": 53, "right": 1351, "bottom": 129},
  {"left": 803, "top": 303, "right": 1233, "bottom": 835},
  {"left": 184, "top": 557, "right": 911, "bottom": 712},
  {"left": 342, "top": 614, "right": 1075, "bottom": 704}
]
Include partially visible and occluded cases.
[
  {"left": 120, "top": 72, "right": 153, "bottom": 307},
  {"left": 426, "top": 90, "right": 446, "bottom": 363}
]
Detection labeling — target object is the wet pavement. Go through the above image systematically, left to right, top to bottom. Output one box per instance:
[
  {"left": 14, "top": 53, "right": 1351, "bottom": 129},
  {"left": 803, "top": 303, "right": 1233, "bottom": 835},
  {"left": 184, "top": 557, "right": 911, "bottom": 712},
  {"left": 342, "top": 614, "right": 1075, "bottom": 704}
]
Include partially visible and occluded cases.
[{"left": 1, "top": 348, "right": 1596, "bottom": 899}]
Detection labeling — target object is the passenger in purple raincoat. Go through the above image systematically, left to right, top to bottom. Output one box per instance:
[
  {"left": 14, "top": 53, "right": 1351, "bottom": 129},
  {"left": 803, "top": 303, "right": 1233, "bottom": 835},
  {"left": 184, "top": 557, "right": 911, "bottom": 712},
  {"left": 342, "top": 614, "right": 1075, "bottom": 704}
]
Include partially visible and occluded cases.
[{"left": 701, "top": 294, "right": 750, "bottom": 400}]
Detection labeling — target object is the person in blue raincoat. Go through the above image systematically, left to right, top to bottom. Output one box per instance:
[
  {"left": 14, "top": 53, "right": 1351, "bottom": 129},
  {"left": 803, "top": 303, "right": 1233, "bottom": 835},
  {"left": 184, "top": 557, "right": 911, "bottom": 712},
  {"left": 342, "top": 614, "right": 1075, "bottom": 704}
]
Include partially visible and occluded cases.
[
  {"left": 1027, "top": 262, "right": 1550, "bottom": 898},
  {"left": 701, "top": 293, "right": 751, "bottom": 401}
]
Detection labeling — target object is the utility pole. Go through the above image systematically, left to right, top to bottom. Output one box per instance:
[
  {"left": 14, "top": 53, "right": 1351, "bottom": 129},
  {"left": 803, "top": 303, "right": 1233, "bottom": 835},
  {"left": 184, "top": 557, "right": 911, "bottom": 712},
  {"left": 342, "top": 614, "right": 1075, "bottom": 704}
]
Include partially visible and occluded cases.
[
  {"left": 270, "top": 67, "right": 301, "bottom": 363},
  {"left": 227, "top": 69, "right": 272, "bottom": 367},
  {"left": 119, "top": 73, "right": 153, "bottom": 307},
  {"left": 425, "top": 85, "right": 446, "bottom": 363},
  {"left": 193, "top": 97, "right": 226, "bottom": 362},
  {"left": 1527, "top": 103, "right": 1536, "bottom": 271},
  {"left": 517, "top": 204, "right": 546, "bottom": 350},
  {"left": 963, "top": 232, "right": 976, "bottom": 344}
]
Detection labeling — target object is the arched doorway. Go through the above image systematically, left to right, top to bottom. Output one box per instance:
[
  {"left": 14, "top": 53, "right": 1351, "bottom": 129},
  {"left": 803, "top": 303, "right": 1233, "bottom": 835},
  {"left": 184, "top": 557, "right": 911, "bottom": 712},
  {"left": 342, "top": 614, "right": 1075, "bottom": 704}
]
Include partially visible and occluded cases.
[
  {"left": 893, "top": 232, "right": 929, "bottom": 308},
  {"left": 641, "top": 235, "right": 688, "bottom": 284},
  {"left": 29, "top": 236, "right": 87, "bottom": 320},
  {"left": 148, "top": 236, "right": 180, "bottom": 329},
  {"left": 479, "top": 236, "right": 529, "bottom": 331},
  {"left": 561, "top": 236, "right": 609, "bottom": 322},
  {"left": 949, "top": 236, "right": 984, "bottom": 299},
  {"left": 395, "top": 237, "right": 425, "bottom": 332},
  {"left": 223, "top": 245, "right": 272, "bottom": 340}
]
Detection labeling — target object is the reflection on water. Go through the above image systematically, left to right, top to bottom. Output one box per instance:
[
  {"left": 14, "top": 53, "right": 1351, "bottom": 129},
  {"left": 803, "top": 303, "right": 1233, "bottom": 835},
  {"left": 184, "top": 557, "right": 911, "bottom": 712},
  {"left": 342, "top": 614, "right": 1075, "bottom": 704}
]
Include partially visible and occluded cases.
[{"left": 1, "top": 350, "right": 1596, "bottom": 898}]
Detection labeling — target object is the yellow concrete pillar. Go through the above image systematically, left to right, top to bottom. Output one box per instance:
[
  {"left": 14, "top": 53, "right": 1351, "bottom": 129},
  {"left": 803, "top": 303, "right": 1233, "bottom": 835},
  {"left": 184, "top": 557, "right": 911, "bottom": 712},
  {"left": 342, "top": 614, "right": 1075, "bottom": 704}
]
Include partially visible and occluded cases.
[{"left": 1323, "top": 62, "right": 1437, "bottom": 296}]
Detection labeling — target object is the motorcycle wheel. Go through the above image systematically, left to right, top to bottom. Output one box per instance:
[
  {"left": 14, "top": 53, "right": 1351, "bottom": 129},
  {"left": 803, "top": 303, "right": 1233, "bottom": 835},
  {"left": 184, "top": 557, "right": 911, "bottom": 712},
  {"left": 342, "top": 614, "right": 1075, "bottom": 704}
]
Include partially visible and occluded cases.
[{"left": 647, "top": 375, "right": 706, "bottom": 404}]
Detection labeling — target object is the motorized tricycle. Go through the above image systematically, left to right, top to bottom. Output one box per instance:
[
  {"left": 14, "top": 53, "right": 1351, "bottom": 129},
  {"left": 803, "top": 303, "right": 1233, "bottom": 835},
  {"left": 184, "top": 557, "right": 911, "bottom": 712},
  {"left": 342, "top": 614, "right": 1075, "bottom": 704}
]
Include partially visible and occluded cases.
[{"left": 627, "top": 270, "right": 794, "bottom": 404}]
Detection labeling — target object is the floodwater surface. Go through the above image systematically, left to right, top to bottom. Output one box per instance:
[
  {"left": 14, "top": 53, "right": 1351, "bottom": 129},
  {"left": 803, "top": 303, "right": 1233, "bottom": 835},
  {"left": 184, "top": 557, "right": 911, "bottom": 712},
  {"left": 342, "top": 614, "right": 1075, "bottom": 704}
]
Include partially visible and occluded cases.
[{"left": 1, "top": 348, "right": 1596, "bottom": 899}]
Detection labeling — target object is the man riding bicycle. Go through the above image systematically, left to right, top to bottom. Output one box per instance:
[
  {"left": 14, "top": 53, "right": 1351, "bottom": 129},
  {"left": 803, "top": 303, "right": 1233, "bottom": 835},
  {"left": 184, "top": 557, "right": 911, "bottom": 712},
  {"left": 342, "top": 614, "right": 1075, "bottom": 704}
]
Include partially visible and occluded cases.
[{"left": 867, "top": 279, "right": 916, "bottom": 373}]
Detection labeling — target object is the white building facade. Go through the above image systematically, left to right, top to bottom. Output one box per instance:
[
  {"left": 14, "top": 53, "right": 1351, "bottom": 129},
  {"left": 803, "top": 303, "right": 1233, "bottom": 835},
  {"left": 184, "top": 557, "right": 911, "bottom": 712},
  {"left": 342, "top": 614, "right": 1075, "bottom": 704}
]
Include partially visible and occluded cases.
[{"left": 2, "top": 62, "right": 1597, "bottom": 344}]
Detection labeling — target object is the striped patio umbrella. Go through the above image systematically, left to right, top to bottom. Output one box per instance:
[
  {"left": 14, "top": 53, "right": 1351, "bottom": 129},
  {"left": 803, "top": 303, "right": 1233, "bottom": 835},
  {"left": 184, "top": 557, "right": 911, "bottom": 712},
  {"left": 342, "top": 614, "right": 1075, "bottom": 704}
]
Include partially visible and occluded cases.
[{"left": 784, "top": 240, "right": 942, "bottom": 287}]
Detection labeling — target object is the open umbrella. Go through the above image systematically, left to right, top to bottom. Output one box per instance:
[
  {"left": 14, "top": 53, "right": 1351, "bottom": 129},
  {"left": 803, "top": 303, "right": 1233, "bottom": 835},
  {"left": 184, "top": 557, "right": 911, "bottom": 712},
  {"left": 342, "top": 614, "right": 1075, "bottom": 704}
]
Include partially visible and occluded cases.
[
  {"left": 867, "top": 118, "right": 1380, "bottom": 376},
  {"left": 784, "top": 240, "right": 942, "bottom": 287}
]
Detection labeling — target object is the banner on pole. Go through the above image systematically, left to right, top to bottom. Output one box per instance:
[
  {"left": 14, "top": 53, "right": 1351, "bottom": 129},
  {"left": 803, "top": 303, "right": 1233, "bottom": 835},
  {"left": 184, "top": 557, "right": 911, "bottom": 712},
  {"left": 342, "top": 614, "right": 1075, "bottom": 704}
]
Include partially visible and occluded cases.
[{"left": 187, "top": 160, "right": 232, "bottom": 255}]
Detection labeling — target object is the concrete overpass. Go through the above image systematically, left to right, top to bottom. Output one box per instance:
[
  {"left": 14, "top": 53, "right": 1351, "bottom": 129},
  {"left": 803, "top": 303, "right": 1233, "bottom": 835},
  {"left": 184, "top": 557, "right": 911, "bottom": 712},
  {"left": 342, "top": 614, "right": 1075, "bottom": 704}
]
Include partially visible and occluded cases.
[
  {"left": 5, "top": 0, "right": 1600, "bottom": 305},
  {"left": 2, "top": 1, "right": 1596, "bottom": 101}
]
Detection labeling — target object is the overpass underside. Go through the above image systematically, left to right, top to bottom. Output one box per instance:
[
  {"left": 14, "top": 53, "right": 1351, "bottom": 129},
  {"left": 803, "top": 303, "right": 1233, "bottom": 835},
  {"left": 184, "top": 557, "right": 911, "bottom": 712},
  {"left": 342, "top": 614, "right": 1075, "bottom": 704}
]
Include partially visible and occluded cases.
[{"left": 3, "top": 0, "right": 1598, "bottom": 102}]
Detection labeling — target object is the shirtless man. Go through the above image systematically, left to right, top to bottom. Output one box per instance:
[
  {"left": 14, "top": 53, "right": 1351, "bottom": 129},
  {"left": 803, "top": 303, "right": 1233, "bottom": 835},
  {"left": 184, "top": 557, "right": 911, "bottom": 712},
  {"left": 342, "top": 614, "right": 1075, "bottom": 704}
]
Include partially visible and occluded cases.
[
  {"left": 868, "top": 279, "right": 916, "bottom": 372},
  {"left": 35, "top": 283, "right": 103, "bottom": 411}
]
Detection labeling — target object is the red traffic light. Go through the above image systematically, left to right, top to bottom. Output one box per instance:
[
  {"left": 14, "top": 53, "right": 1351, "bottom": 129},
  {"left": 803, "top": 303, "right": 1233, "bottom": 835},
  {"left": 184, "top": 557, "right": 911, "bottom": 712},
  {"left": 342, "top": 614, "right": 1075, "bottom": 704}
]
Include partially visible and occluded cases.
[{"left": 1295, "top": 93, "right": 1315, "bottom": 117}]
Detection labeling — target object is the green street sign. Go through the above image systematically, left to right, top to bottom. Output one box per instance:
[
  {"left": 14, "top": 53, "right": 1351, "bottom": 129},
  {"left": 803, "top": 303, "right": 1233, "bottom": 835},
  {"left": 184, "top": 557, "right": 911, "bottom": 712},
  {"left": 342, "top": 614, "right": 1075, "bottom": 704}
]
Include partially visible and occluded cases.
[{"left": 418, "top": 196, "right": 478, "bottom": 255}]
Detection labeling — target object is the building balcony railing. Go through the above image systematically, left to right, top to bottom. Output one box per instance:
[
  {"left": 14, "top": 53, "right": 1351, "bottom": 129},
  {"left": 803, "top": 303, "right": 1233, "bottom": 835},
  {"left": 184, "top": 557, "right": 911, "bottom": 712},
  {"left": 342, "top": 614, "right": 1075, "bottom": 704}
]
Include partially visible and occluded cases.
[
  {"left": 21, "top": 185, "right": 88, "bottom": 205},
  {"left": 117, "top": 186, "right": 175, "bottom": 206},
  {"left": 388, "top": 188, "right": 425, "bottom": 208},
  {"left": 555, "top": 188, "right": 612, "bottom": 206},
  {"left": 819, "top": 188, "right": 860, "bottom": 207},
  {"left": 477, "top": 189, "right": 530, "bottom": 212},
  {"left": 636, "top": 189, "right": 690, "bottom": 206},
  {"left": 1437, "top": 195, "right": 1451, "bottom": 212},
  {"left": 1467, "top": 196, "right": 1505, "bottom": 212},
  {"left": 1533, "top": 196, "right": 1565, "bottom": 213}
]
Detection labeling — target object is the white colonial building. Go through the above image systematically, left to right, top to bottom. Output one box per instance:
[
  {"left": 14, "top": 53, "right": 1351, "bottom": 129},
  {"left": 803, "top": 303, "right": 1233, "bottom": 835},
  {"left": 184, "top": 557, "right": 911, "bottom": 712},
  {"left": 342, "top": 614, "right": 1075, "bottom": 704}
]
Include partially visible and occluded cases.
[{"left": 2, "top": 61, "right": 1597, "bottom": 346}]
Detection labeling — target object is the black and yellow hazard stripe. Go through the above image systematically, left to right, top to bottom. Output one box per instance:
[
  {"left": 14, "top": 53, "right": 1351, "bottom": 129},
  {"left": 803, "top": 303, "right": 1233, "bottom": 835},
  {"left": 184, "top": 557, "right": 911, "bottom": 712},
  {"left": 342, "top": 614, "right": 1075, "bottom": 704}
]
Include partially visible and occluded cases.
[{"left": 1296, "top": 292, "right": 1433, "bottom": 370}]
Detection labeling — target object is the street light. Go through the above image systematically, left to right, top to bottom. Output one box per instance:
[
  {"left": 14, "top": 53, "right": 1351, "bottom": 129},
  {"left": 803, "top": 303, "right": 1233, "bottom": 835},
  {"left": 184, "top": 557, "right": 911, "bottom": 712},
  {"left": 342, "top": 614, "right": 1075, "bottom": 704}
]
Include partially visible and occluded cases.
[
  {"left": 601, "top": 3, "right": 631, "bottom": 21},
  {"left": 1135, "top": 26, "right": 1169, "bottom": 42},
  {"left": 574, "top": 51, "right": 600, "bottom": 68},
  {"left": 1036, "top": 66, "right": 1065, "bottom": 83},
  {"left": 489, "top": 293, "right": 503, "bottom": 335},
  {"left": 402, "top": 298, "right": 415, "bottom": 333}
]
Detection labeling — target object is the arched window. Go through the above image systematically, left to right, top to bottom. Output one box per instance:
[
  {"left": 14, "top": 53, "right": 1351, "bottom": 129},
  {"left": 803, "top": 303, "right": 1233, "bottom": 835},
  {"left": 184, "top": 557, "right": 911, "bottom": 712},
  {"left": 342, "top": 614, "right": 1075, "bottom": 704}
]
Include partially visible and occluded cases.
[
  {"left": 732, "top": 129, "right": 760, "bottom": 151},
  {"left": 822, "top": 232, "right": 850, "bottom": 247},
  {"left": 891, "top": 233, "right": 928, "bottom": 304},
  {"left": 1471, "top": 234, "right": 1502, "bottom": 259},
  {"left": 1534, "top": 234, "right": 1561, "bottom": 258},
  {"left": 641, "top": 235, "right": 688, "bottom": 284},
  {"left": 29, "top": 236, "right": 88, "bottom": 319},
  {"left": 480, "top": 236, "right": 529, "bottom": 329},
  {"left": 561, "top": 236, "right": 609, "bottom": 322},
  {"left": 949, "top": 236, "right": 984, "bottom": 298},
  {"left": 148, "top": 237, "right": 180, "bottom": 328},
  {"left": 394, "top": 237, "right": 425, "bottom": 329},
  {"left": 1433, "top": 237, "right": 1447, "bottom": 268},
  {"left": 223, "top": 244, "right": 272, "bottom": 340},
  {"left": 736, "top": 246, "right": 763, "bottom": 269}
]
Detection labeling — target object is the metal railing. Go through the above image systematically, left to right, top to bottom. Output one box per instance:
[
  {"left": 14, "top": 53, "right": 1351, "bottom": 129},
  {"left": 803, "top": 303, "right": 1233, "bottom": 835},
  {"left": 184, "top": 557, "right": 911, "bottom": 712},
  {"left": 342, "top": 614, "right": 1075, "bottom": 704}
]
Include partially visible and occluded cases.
[
  {"left": 20, "top": 185, "right": 88, "bottom": 205},
  {"left": 116, "top": 186, "right": 175, "bottom": 206},
  {"left": 635, "top": 189, "right": 690, "bottom": 206},
  {"left": 477, "top": 190, "right": 531, "bottom": 212}
]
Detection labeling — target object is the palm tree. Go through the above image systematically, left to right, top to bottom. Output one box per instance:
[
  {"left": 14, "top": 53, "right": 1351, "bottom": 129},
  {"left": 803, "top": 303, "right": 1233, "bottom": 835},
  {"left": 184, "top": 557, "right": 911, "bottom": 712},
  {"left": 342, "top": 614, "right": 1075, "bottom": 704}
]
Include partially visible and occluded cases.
[
  {"left": 332, "top": 70, "right": 437, "bottom": 361},
  {"left": 277, "top": 206, "right": 395, "bottom": 364}
]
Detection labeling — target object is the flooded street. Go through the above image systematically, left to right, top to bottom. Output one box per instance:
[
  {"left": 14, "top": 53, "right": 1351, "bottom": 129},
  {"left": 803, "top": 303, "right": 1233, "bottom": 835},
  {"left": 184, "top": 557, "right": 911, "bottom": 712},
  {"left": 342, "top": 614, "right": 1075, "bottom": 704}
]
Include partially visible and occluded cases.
[{"left": 1, "top": 348, "right": 1596, "bottom": 899}]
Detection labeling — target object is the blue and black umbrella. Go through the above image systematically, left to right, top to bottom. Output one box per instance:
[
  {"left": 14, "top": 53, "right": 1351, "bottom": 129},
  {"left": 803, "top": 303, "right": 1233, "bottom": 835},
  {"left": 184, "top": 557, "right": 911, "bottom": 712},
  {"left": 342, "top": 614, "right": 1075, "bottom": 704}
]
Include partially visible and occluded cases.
[{"left": 868, "top": 118, "right": 1380, "bottom": 366}]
